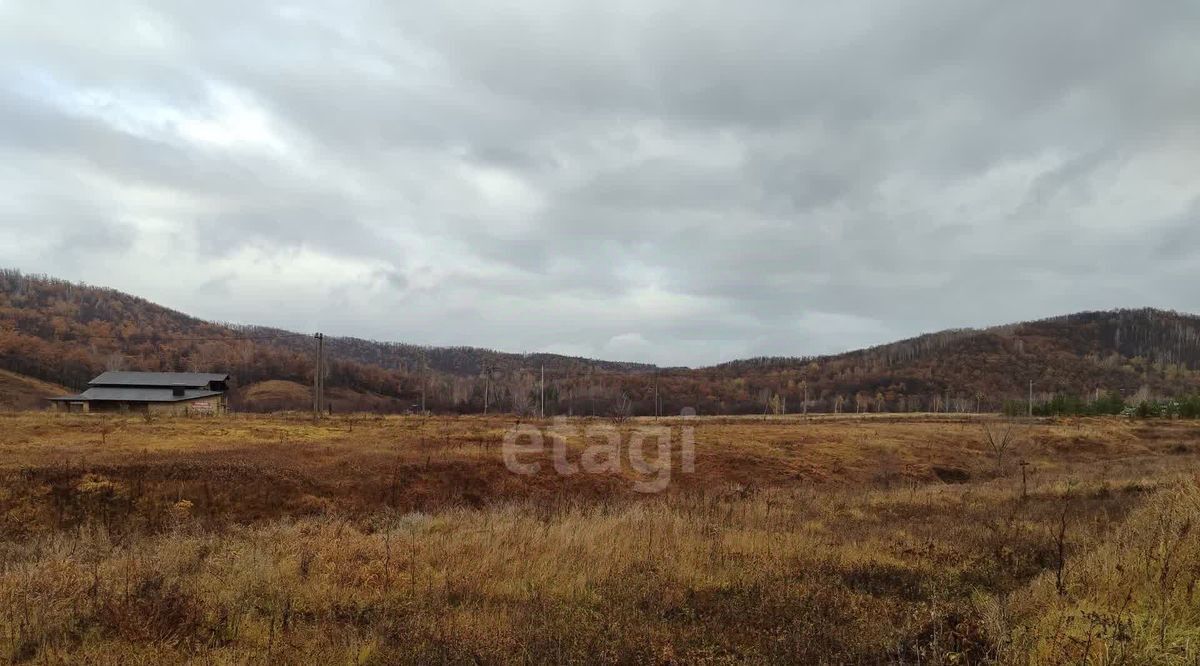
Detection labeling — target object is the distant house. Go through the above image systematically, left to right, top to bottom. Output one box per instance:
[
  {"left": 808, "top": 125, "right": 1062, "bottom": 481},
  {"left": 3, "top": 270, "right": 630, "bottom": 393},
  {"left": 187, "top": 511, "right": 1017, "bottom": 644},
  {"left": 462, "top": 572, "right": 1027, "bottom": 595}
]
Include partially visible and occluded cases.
[{"left": 49, "top": 371, "right": 230, "bottom": 415}]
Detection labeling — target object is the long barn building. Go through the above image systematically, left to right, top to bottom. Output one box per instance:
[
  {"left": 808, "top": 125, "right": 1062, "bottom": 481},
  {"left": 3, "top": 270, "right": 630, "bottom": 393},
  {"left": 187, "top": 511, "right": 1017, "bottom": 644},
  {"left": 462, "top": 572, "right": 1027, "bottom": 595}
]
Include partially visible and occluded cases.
[{"left": 50, "top": 371, "right": 229, "bottom": 415}]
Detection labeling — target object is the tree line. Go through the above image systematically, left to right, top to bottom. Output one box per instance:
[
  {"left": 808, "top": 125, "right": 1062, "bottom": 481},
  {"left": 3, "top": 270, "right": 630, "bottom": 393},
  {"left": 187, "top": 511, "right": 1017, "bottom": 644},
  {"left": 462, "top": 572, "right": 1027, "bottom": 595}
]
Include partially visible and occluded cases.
[{"left": 1004, "top": 391, "right": 1200, "bottom": 419}]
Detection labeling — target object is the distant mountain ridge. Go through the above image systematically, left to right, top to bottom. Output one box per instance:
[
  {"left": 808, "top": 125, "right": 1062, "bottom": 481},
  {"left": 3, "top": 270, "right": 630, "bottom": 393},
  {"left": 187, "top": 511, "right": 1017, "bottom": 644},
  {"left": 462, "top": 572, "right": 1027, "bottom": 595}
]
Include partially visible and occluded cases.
[
  {"left": 2, "top": 269, "right": 1199, "bottom": 414},
  {"left": 709, "top": 308, "right": 1200, "bottom": 411},
  {"left": 719, "top": 308, "right": 1200, "bottom": 380}
]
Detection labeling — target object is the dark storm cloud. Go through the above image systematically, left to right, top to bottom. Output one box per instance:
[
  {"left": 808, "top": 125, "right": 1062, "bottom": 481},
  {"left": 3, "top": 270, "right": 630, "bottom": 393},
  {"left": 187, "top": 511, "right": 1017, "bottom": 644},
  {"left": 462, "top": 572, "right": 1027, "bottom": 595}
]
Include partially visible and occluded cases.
[{"left": 1, "top": 0, "right": 1198, "bottom": 366}]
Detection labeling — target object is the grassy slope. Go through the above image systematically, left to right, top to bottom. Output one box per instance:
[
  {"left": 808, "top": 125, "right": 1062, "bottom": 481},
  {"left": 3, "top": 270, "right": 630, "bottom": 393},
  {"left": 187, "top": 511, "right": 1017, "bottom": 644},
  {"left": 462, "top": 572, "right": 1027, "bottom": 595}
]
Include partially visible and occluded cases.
[
  {"left": 0, "top": 368, "right": 68, "bottom": 409},
  {"left": 233, "top": 379, "right": 414, "bottom": 413},
  {"left": 235, "top": 379, "right": 312, "bottom": 411}
]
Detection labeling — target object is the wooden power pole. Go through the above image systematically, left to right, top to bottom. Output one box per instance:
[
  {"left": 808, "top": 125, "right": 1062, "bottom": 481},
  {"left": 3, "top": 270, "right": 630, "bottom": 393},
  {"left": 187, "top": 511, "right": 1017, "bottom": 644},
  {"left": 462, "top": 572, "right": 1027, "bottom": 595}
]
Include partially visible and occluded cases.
[
  {"left": 312, "top": 332, "right": 324, "bottom": 419},
  {"left": 483, "top": 364, "right": 492, "bottom": 414},
  {"left": 539, "top": 364, "right": 545, "bottom": 419},
  {"left": 654, "top": 371, "right": 660, "bottom": 419},
  {"left": 1028, "top": 379, "right": 1034, "bottom": 418}
]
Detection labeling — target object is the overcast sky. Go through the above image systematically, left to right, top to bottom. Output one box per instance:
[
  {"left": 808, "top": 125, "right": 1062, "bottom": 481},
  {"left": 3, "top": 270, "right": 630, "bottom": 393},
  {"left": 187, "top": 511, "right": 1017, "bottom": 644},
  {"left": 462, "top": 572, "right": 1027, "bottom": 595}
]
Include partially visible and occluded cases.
[{"left": 2, "top": 1, "right": 1198, "bottom": 366}]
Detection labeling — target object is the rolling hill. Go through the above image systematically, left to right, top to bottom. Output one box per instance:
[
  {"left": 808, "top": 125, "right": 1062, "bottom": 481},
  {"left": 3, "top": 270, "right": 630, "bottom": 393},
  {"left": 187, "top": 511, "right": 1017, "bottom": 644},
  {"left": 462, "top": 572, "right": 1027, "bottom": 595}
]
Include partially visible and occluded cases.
[
  {"left": 3, "top": 268, "right": 1200, "bottom": 414},
  {"left": 0, "top": 368, "right": 69, "bottom": 410}
]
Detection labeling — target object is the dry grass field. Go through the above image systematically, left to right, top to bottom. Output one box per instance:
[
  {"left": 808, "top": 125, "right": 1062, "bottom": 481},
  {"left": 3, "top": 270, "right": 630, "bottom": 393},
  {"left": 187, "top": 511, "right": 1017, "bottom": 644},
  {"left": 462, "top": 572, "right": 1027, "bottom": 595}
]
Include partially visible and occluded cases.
[{"left": 0, "top": 412, "right": 1198, "bottom": 664}]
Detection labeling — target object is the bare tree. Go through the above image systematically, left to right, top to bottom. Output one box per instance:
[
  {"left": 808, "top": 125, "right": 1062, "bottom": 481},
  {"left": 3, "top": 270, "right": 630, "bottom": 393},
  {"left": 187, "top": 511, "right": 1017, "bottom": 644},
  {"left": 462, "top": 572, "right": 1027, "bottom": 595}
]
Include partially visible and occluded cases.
[
  {"left": 104, "top": 352, "right": 127, "bottom": 372},
  {"left": 508, "top": 371, "right": 536, "bottom": 416},
  {"left": 611, "top": 393, "right": 633, "bottom": 423},
  {"left": 768, "top": 393, "right": 784, "bottom": 416},
  {"left": 982, "top": 420, "right": 1022, "bottom": 470}
]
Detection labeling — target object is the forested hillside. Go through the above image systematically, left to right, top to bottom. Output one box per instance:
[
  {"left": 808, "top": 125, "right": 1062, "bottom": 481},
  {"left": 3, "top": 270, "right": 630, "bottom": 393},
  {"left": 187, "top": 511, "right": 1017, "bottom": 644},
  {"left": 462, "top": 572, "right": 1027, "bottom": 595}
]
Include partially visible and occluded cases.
[
  {"left": 3, "top": 269, "right": 1200, "bottom": 414},
  {"left": 0, "top": 270, "right": 657, "bottom": 413},
  {"left": 704, "top": 310, "right": 1200, "bottom": 413}
]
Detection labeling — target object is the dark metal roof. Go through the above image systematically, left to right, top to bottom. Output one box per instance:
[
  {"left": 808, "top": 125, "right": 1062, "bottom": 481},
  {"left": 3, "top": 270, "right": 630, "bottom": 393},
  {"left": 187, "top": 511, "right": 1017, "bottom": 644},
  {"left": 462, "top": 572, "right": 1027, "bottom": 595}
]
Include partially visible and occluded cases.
[
  {"left": 89, "top": 371, "right": 230, "bottom": 387},
  {"left": 49, "top": 387, "right": 224, "bottom": 403}
]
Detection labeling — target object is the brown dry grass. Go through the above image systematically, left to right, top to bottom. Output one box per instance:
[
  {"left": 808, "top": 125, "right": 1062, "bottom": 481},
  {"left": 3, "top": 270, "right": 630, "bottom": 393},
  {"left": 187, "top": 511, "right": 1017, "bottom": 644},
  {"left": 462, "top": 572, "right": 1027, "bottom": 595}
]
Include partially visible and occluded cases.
[
  {"left": 0, "top": 370, "right": 68, "bottom": 410},
  {"left": 238, "top": 379, "right": 312, "bottom": 404},
  {"left": 0, "top": 412, "right": 1198, "bottom": 663}
]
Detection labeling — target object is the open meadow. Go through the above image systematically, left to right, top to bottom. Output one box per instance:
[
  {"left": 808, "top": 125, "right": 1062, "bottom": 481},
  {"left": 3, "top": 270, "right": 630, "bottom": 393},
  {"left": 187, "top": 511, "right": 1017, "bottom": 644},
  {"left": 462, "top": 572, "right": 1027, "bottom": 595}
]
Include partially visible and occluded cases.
[{"left": 0, "top": 412, "right": 1198, "bottom": 664}]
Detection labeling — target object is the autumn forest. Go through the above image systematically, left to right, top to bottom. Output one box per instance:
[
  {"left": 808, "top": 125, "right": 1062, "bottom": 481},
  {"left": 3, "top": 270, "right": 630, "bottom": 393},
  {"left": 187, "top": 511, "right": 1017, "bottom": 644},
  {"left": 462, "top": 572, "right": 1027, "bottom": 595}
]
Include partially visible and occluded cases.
[{"left": 2, "top": 269, "right": 1200, "bottom": 415}]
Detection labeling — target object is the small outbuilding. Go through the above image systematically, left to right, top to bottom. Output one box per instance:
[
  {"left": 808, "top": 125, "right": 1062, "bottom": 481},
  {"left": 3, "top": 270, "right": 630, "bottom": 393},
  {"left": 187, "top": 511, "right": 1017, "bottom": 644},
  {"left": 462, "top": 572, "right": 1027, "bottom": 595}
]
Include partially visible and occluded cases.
[{"left": 49, "top": 371, "right": 230, "bottom": 415}]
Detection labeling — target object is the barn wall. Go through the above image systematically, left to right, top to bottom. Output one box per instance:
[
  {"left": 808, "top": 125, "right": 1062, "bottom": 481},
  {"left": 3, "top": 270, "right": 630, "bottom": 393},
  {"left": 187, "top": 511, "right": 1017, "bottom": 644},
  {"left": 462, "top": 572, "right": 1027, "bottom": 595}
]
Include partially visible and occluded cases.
[
  {"left": 52, "top": 394, "right": 229, "bottom": 416},
  {"left": 147, "top": 396, "right": 226, "bottom": 416},
  {"left": 51, "top": 401, "right": 90, "bottom": 413},
  {"left": 90, "top": 402, "right": 147, "bottom": 414}
]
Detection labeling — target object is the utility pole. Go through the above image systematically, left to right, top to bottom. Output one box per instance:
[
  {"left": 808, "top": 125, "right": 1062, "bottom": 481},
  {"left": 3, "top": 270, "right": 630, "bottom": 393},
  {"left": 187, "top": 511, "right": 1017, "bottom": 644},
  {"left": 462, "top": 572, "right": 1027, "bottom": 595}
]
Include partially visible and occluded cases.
[
  {"left": 312, "top": 332, "right": 324, "bottom": 420},
  {"left": 319, "top": 333, "right": 325, "bottom": 415},
  {"left": 420, "top": 350, "right": 427, "bottom": 414},
  {"left": 539, "top": 363, "right": 545, "bottom": 419},
  {"left": 483, "top": 364, "right": 492, "bottom": 414},
  {"left": 654, "top": 371, "right": 659, "bottom": 419},
  {"left": 1028, "top": 379, "right": 1034, "bottom": 418},
  {"left": 802, "top": 381, "right": 808, "bottom": 416}
]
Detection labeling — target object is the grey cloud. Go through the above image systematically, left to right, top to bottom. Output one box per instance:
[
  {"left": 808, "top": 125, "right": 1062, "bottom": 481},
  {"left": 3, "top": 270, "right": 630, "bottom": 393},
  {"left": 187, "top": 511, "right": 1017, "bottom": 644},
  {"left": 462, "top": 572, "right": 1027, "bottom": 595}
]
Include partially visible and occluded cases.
[{"left": 1, "top": 0, "right": 1199, "bottom": 365}]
